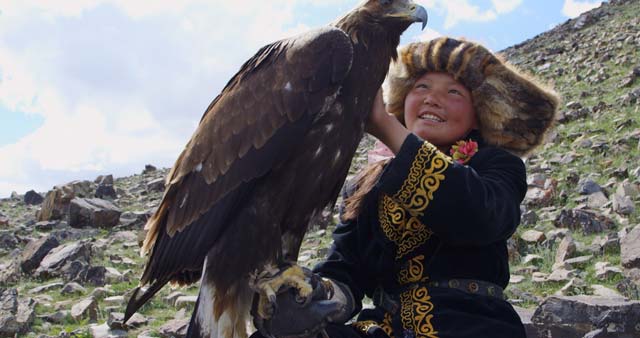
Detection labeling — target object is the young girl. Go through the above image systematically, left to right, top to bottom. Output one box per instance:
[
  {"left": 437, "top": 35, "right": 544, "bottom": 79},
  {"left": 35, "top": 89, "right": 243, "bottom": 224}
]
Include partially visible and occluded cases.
[{"left": 257, "top": 37, "right": 559, "bottom": 338}]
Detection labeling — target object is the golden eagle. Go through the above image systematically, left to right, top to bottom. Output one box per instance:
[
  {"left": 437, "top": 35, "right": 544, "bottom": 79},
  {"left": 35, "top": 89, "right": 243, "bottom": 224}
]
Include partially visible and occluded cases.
[{"left": 125, "top": 1, "right": 426, "bottom": 337}]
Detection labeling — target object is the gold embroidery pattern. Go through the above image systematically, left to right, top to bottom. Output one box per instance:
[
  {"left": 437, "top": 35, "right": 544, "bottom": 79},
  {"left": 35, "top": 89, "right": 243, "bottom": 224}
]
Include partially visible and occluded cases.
[
  {"left": 378, "top": 142, "right": 448, "bottom": 259},
  {"left": 394, "top": 143, "right": 450, "bottom": 217},
  {"left": 379, "top": 196, "right": 434, "bottom": 259},
  {"left": 398, "top": 255, "right": 428, "bottom": 285},
  {"left": 400, "top": 286, "right": 438, "bottom": 338},
  {"left": 381, "top": 312, "right": 394, "bottom": 338},
  {"left": 352, "top": 321, "right": 379, "bottom": 333}
]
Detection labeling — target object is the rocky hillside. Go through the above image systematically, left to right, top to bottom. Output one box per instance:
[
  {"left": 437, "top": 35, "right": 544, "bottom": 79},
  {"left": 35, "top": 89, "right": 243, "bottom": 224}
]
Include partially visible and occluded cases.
[{"left": 1, "top": 0, "right": 639, "bottom": 337}]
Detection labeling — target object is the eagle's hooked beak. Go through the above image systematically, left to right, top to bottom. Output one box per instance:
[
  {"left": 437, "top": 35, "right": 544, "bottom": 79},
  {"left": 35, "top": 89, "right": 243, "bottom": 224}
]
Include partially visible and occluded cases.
[
  {"left": 387, "top": 3, "right": 428, "bottom": 30},
  {"left": 412, "top": 5, "right": 428, "bottom": 30}
]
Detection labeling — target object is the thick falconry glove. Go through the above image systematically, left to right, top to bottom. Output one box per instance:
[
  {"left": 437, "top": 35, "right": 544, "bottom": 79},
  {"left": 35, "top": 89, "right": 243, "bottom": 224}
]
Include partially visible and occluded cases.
[{"left": 252, "top": 268, "right": 355, "bottom": 338}]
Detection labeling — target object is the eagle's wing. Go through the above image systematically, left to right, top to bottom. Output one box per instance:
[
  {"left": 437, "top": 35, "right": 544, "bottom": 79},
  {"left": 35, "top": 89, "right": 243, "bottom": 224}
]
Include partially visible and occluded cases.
[{"left": 137, "top": 27, "right": 353, "bottom": 291}]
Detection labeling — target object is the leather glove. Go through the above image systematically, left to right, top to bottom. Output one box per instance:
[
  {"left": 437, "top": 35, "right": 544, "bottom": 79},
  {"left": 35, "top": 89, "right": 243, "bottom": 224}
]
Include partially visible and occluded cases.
[{"left": 252, "top": 269, "right": 355, "bottom": 338}]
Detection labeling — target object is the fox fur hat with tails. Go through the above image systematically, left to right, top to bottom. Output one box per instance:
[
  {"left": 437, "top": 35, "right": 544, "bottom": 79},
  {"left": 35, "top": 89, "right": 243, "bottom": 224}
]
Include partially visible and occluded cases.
[{"left": 385, "top": 37, "right": 560, "bottom": 156}]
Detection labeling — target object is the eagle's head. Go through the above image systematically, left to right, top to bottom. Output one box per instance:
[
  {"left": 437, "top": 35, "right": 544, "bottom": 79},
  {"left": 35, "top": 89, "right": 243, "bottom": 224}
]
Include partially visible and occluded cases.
[
  {"left": 336, "top": 0, "right": 427, "bottom": 54},
  {"left": 358, "top": 0, "right": 428, "bottom": 31}
]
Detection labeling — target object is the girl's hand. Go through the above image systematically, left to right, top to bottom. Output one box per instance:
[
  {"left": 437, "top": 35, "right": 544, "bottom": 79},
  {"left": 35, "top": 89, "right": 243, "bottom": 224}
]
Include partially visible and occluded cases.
[{"left": 366, "top": 88, "right": 410, "bottom": 154}]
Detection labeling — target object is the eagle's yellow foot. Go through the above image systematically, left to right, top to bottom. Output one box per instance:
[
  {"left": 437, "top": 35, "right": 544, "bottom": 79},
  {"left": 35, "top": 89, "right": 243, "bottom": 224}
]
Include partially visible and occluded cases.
[{"left": 249, "top": 264, "right": 313, "bottom": 319}]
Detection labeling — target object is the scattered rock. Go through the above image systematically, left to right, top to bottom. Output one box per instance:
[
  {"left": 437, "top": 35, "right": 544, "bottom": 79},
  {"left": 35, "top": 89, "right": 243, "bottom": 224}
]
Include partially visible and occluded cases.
[
  {"left": 142, "top": 164, "right": 157, "bottom": 175},
  {"left": 146, "top": 178, "right": 165, "bottom": 193},
  {"left": 578, "top": 179, "right": 602, "bottom": 195},
  {"left": 95, "top": 184, "right": 117, "bottom": 200},
  {"left": 24, "top": 190, "right": 44, "bottom": 205},
  {"left": 587, "top": 192, "right": 609, "bottom": 209},
  {"left": 611, "top": 193, "right": 635, "bottom": 215},
  {"left": 68, "top": 198, "right": 122, "bottom": 228},
  {"left": 554, "top": 209, "right": 614, "bottom": 235},
  {"left": 521, "top": 210, "right": 538, "bottom": 226},
  {"left": 621, "top": 225, "right": 640, "bottom": 269},
  {"left": 521, "top": 230, "right": 546, "bottom": 244},
  {"left": 20, "top": 235, "right": 60, "bottom": 273},
  {"left": 555, "top": 236, "right": 577, "bottom": 264},
  {"left": 36, "top": 241, "right": 92, "bottom": 278},
  {"left": 522, "top": 254, "right": 544, "bottom": 266},
  {"left": 563, "top": 255, "right": 593, "bottom": 269},
  {"left": 595, "top": 262, "right": 624, "bottom": 280},
  {"left": 547, "top": 268, "right": 575, "bottom": 282},
  {"left": 510, "top": 275, "right": 525, "bottom": 284},
  {"left": 28, "top": 282, "right": 64, "bottom": 294},
  {"left": 61, "top": 282, "right": 87, "bottom": 295},
  {"left": 591, "top": 285, "right": 625, "bottom": 299},
  {"left": 0, "top": 289, "right": 35, "bottom": 336},
  {"left": 175, "top": 296, "right": 198, "bottom": 310},
  {"left": 531, "top": 296, "right": 640, "bottom": 337},
  {"left": 70, "top": 297, "right": 98, "bottom": 322},
  {"left": 107, "top": 312, "right": 147, "bottom": 330},
  {"left": 158, "top": 318, "right": 189, "bottom": 338},
  {"left": 89, "top": 323, "right": 128, "bottom": 338}
]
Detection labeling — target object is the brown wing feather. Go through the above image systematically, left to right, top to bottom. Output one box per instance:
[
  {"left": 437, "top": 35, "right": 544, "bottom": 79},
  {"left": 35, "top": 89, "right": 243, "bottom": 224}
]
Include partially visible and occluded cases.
[{"left": 138, "top": 27, "right": 354, "bottom": 287}]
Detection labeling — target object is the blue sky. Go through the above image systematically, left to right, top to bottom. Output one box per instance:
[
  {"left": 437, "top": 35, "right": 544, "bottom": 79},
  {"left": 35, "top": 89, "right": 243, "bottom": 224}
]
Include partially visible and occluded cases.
[{"left": 0, "top": 0, "right": 603, "bottom": 197}]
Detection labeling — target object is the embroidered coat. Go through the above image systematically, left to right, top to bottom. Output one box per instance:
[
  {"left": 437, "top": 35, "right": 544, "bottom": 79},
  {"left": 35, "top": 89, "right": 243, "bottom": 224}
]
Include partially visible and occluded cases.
[{"left": 314, "top": 132, "right": 528, "bottom": 338}]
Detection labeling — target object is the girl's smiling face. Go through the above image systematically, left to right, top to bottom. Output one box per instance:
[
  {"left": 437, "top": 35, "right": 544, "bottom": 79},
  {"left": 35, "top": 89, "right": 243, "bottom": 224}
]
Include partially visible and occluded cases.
[{"left": 404, "top": 72, "right": 478, "bottom": 150}]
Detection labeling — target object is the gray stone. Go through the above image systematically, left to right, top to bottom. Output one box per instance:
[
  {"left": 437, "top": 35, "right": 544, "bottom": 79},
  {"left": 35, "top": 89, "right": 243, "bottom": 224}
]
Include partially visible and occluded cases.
[
  {"left": 142, "top": 164, "right": 157, "bottom": 175},
  {"left": 94, "top": 174, "right": 114, "bottom": 185},
  {"left": 146, "top": 178, "right": 165, "bottom": 193},
  {"left": 579, "top": 179, "right": 603, "bottom": 195},
  {"left": 616, "top": 180, "right": 639, "bottom": 198},
  {"left": 95, "top": 184, "right": 117, "bottom": 200},
  {"left": 24, "top": 190, "right": 44, "bottom": 205},
  {"left": 587, "top": 192, "right": 609, "bottom": 209},
  {"left": 612, "top": 194, "right": 635, "bottom": 215},
  {"left": 68, "top": 198, "right": 121, "bottom": 228},
  {"left": 554, "top": 209, "right": 614, "bottom": 235},
  {"left": 521, "top": 210, "right": 538, "bottom": 226},
  {"left": 621, "top": 225, "right": 640, "bottom": 269},
  {"left": 521, "top": 230, "right": 546, "bottom": 244},
  {"left": 0, "top": 232, "right": 18, "bottom": 250},
  {"left": 20, "top": 234, "right": 59, "bottom": 273},
  {"left": 555, "top": 236, "right": 577, "bottom": 264},
  {"left": 36, "top": 242, "right": 91, "bottom": 278},
  {"left": 564, "top": 255, "right": 593, "bottom": 268},
  {"left": 0, "top": 259, "right": 21, "bottom": 284},
  {"left": 60, "top": 260, "right": 90, "bottom": 283},
  {"left": 595, "top": 262, "right": 624, "bottom": 280},
  {"left": 85, "top": 266, "right": 107, "bottom": 286},
  {"left": 547, "top": 268, "right": 575, "bottom": 282},
  {"left": 510, "top": 275, "right": 525, "bottom": 284},
  {"left": 616, "top": 278, "right": 640, "bottom": 300},
  {"left": 28, "top": 282, "right": 64, "bottom": 294},
  {"left": 61, "top": 282, "right": 87, "bottom": 295},
  {"left": 591, "top": 285, "right": 625, "bottom": 299},
  {"left": 0, "top": 289, "right": 35, "bottom": 336},
  {"left": 175, "top": 295, "right": 198, "bottom": 309},
  {"left": 532, "top": 296, "right": 640, "bottom": 337},
  {"left": 70, "top": 297, "right": 98, "bottom": 322},
  {"left": 39, "top": 310, "right": 69, "bottom": 324},
  {"left": 107, "top": 312, "right": 148, "bottom": 330},
  {"left": 158, "top": 318, "right": 189, "bottom": 338},
  {"left": 89, "top": 323, "right": 128, "bottom": 338}
]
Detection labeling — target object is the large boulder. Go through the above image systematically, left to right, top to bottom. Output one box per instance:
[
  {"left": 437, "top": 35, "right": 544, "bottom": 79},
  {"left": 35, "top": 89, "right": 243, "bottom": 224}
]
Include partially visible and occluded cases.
[
  {"left": 68, "top": 198, "right": 121, "bottom": 228},
  {"left": 20, "top": 235, "right": 60, "bottom": 273},
  {"left": 35, "top": 241, "right": 92, "bottom": 278},
  {"left": 532, "top": 296, "right": 640, "bottom": 337},
  {"left": 70, "top": 297, "right": 98, "bottom": 322}
]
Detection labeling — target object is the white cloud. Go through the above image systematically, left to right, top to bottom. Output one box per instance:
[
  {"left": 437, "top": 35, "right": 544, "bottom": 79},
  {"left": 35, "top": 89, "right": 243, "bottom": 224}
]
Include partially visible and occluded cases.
[
  {"left": 0, "top": 0, "right": 319, "bottom": 197},
  {"left": 417, "top": 0, "right": 522, "bottom": 30},
  {"left": 491, "top": 0, "right": 523, "bottom": 14},
  {"left": 562, "top": 0, "right": 603, "bottom": 18},
  {"left": 412, "top": 27, "right": 443, "bottom": 42}
]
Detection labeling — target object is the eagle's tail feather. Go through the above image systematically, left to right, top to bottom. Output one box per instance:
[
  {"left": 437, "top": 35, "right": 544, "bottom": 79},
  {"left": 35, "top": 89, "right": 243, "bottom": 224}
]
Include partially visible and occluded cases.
[
  {"left": 190, "top": 277, "right": 252, "bottom": 338},
  {"left": 124, "top": 278, "right": 168, "bottom": 324}
]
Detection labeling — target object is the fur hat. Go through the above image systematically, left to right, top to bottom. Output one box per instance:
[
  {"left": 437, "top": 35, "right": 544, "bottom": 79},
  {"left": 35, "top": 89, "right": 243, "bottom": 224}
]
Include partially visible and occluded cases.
[{"left": 384, "top": 37, "right": 560, "bottom": 156}]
